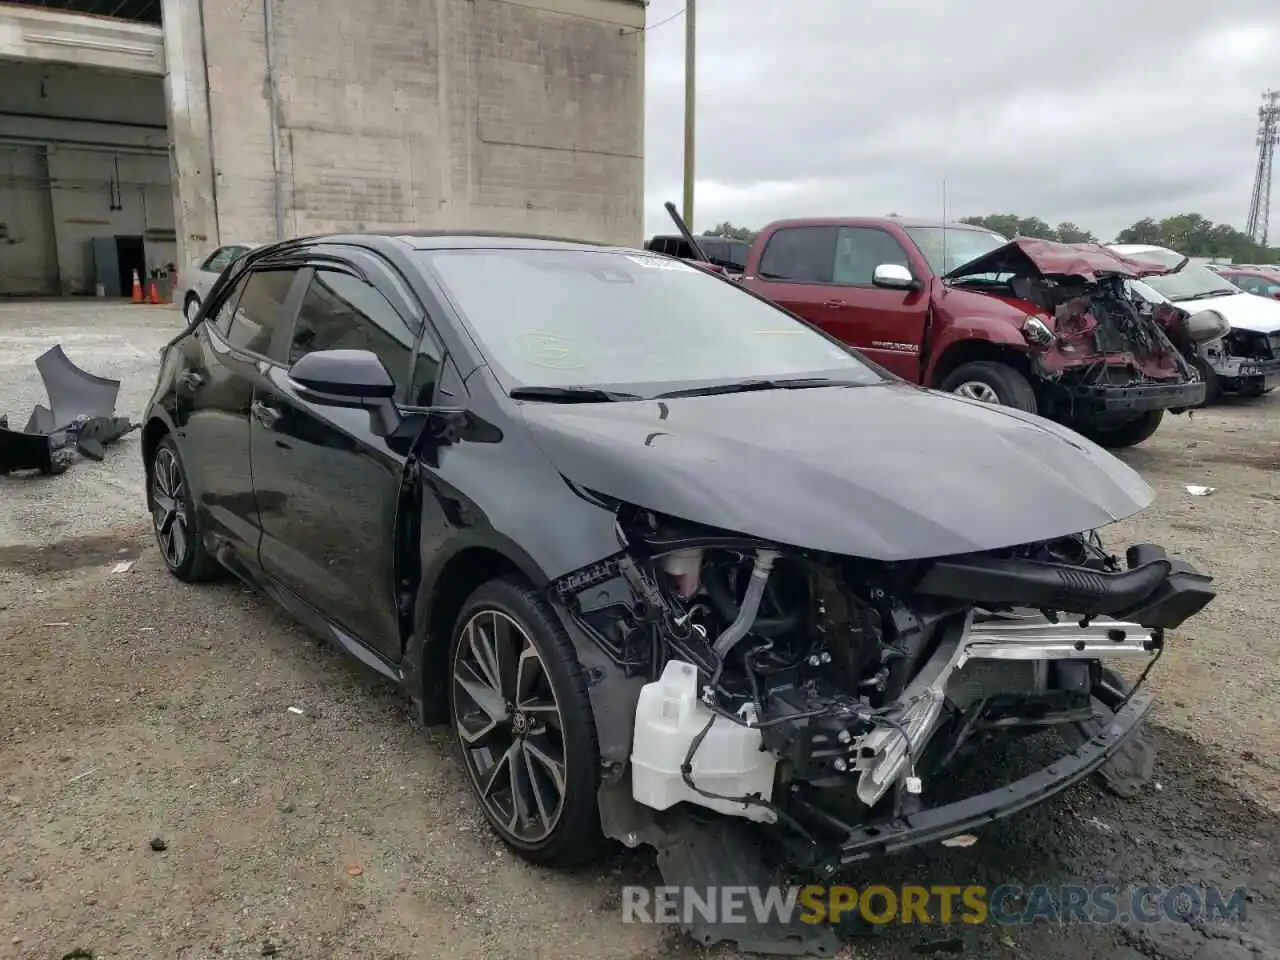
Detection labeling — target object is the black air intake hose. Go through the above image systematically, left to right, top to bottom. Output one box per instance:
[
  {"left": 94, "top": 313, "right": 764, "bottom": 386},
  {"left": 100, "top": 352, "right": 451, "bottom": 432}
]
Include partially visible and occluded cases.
[{"left": 913, "top": 553, "right": 1171, "bottom": 616}]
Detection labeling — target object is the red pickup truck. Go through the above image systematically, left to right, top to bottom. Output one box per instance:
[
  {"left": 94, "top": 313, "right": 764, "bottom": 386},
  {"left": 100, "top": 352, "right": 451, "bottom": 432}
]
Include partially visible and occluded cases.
[{"left": 725, "top": 216, "right": 1205, "bottom": 447}]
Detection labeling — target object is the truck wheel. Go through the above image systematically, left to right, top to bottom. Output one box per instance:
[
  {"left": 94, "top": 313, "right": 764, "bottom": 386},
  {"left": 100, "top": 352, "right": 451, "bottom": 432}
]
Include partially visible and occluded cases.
[
  {"left": 1188, "top": 355, "right": 1220, "bottom": 407},
  {"left": 939, "top": 361, "right": 1038, "bottom": 413},
  {"left": 1078, "top": 410, "right": 1165, "bottom": 449}
]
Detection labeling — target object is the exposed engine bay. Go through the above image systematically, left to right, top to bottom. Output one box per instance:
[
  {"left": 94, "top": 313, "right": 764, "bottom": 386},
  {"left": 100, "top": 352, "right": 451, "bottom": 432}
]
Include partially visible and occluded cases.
[
  {"left": 956, "top": 271, "right": 1194, "bottom": 383},
  {"left": 555, "top": 506, "right": 1214, "bottom": 900}
]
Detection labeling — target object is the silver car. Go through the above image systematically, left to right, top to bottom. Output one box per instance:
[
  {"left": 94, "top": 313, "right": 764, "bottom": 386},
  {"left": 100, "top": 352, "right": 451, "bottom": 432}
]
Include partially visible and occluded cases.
[{"left": 174, "top": 243, "right": 259, "bottom": 321}]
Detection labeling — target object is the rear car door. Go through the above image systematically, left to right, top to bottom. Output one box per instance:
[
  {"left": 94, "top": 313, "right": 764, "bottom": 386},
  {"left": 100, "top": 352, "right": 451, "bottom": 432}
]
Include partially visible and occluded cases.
[
  {"left": 746, "top": 226, "right": 844, "bottom": 328},
  {"left": 829, "top": 226, "right": 929, "bottom": 379},
  {"left": 249, "top": 255, "right": 427, "bottom": 662},
  {"left": 175, "top": 265, "right": 306, "bottom": 563}
]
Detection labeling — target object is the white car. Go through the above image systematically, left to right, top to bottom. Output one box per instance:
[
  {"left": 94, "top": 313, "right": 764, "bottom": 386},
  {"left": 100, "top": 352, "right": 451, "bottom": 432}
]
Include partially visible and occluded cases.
[
  {"left": 174, "top": 243, "right": 260, "bottom": 322},
  {"left": 1111, "top": 243, "right": 1280, "bottom": 399}
]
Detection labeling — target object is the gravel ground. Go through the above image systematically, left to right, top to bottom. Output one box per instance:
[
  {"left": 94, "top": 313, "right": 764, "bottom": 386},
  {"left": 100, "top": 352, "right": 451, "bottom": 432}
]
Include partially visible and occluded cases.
[{"left": 1, "top": 301, "right": 1278, "bottom": 960}]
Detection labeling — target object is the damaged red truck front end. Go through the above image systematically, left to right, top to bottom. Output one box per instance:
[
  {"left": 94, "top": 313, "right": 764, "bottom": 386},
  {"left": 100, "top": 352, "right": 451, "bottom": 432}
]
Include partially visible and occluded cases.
[
  {"left": 720, "top": 217, "right": 1207, "bottom": 448},
  {"left": 938, "top": 236, "right": 1205, "bottom": 444}
]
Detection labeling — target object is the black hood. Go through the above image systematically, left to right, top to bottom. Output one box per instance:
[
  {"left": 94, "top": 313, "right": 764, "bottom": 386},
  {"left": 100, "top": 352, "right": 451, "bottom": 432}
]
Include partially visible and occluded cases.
[{"left": 517, "top": 381, "right": 1154, "bottom": 561}]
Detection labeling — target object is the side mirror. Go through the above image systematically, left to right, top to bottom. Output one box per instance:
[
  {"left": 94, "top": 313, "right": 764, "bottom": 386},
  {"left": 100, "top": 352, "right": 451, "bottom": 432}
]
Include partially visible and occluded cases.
[
  {"left": 872, "top": 263, "right": 917, "bottom": 290},
  {"left": 288, "top": 348, "right": 401, "bottom": 436},
  {"left": 288, "top": 348, "right": 395, "bottom": 399}
]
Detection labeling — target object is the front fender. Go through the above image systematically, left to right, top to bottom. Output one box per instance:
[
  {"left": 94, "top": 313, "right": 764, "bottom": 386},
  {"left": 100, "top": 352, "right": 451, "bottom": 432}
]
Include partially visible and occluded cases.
[{"left": 924, "top": 318, "right": 1031, "bottom": 384}]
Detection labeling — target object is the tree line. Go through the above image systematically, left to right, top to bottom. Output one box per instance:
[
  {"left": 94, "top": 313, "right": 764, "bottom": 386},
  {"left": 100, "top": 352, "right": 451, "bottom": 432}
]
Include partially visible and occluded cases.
[{"left": 702, "top": 214, "right": 1279, "bottom": 263}]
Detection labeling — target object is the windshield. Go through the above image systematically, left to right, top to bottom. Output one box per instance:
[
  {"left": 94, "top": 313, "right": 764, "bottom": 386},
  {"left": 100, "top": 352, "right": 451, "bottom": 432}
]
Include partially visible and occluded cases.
[
  {"left": 905, "top": 226, "right": 1007, "bottom": 275},
  {"left": 420, "top": 248, "right": 883, "bottom": 396},
  {"left": 1115, "top": 248, "right": 1241, "bottom": 302}
]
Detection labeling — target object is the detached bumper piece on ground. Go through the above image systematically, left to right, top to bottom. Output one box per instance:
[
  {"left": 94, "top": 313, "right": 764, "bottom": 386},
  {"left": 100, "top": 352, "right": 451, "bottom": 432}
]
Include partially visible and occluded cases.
[{"left": 0, "top": 345, "right": 136, "bottom": 476}]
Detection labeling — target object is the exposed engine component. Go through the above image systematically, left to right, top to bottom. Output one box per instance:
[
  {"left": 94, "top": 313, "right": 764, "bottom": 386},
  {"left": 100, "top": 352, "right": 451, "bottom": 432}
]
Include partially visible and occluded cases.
[{"left": 556, "top": 508, "right": 1212, "bottom": 852}]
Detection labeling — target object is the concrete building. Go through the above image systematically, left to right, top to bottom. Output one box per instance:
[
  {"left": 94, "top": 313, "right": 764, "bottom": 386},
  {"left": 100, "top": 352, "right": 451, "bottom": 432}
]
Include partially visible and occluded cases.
[{"left": 0, "top": 0, "right": 645, "bottom": 297}]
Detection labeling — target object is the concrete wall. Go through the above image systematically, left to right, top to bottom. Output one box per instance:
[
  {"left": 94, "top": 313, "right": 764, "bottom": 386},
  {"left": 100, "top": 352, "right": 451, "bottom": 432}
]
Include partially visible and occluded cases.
[
  {"left": 164, "top": 0, "right": 645, "bottom": 266},
  {"left": 0, "top": 60, "right": 175, "bottom": 295}
]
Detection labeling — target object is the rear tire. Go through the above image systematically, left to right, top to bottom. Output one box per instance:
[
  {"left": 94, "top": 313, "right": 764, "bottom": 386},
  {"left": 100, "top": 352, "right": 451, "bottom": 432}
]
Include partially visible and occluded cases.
[
  {"left": 938, "top": 361, "right": 1038, "bottom": 413},
  {"left": 1076, "top": 409, "right": 1164, "bottom": 449},
  {"left": 148, "top": 435, "right": 221, "bottom": 581},
  {"left": 448, "top": 576, "right": 606, "bottom": 867}
]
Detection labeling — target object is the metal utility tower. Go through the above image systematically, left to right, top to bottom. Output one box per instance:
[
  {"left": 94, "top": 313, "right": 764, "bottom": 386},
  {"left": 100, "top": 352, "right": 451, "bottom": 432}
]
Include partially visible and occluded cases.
[{"left": 1245, "top": 90, "right": 1280, "bottom": 246}]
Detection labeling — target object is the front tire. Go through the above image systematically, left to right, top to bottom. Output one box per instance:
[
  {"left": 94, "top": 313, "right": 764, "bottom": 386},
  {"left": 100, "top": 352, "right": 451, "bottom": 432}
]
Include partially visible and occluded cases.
[
  {"left": 1187, "top": 355, "right": 1219, "bottom": 407},
  {"left": 939, "top": 361, "right": 1038, "bottom": 413},
  {"left": 1076, "top": 409, "right": 1164, "bottom": 449},
  {"left": 148, "top": 435, "right": 220, "bottom": 581},
  {"left": 448, "top": 577, "right": 605, "bottom": 867}
]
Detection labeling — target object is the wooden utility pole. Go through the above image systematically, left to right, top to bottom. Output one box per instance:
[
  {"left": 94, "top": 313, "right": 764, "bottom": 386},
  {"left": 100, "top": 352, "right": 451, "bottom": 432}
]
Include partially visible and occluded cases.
[{"left": 682, "top": 0, "right": 696, "bottom": 228}]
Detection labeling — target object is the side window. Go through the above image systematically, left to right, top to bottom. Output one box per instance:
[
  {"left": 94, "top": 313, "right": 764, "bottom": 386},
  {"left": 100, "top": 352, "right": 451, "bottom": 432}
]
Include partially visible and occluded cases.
[
  {"left": 758, "top": 226, "right": 838, "bottom": 282},
  {"left": 833, "top": 228, "right": 912, "bottom": 285},
  {"left": 200, "top": 247, "right": 229, "bottom": 272},
  {"left": 226, "top": 268, "right": 300, "bottom": 358},
  {"left": 290, "top": 270, "right": 415, "bottom": 397},
  {"left": 208, "top": 274, "right": 249, "bottom": 337},
  {"left": 409, "top": 332, "right": 444, "bottom": 406}
]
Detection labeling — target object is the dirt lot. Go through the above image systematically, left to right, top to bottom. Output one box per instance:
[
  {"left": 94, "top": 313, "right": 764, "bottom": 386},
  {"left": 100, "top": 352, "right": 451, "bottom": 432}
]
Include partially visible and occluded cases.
[{"left": 1, "top": 302, "right": 1278, "bottom": 960}]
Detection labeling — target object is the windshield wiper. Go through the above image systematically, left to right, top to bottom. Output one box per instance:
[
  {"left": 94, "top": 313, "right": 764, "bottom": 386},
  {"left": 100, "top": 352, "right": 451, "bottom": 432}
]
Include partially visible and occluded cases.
[
  {"left": 1173, "top": 290, "right": 1235, "bottom": 302},
  {"left": 656, "top": 377, "right": 857, "bottom": 399},
  {"left": 509, "top": 385, "right": 643, "bottom": 403}
]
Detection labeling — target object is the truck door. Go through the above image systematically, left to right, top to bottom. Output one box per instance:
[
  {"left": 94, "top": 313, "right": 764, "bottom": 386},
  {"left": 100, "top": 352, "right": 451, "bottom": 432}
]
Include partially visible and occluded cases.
[
  {"left": 745, "top": 225, "right": 845, "bottom": 330},
  {"left": 827, "top": 226, "right": 929, "bottom": 380}
]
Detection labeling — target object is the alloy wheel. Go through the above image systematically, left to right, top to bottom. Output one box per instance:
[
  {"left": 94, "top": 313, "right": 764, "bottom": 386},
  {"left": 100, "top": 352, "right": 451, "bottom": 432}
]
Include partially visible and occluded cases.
[
  {"left": 953, "top": 381, "right": 1001, "bottom": 404},
  {"left": 151, "top": 446, "right": 190, "bottom": 570},
  {"left": 452, "top": 609, "right": 568, "bottom": 845}
]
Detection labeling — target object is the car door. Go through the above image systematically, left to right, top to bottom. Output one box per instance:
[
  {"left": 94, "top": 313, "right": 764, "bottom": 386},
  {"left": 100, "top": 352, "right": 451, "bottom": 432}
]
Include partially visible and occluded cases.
[
  {"left": 747, "top": 226, "right": 842, "bottom": 326},
  {"left": 828, "top": 226, "right": 929, "bottom": 379},
  {"left": 249, "top": 256, "right": 429, "bottom": 662},
  {"left": 174, "top": 264, "right": 307, "bottom": 563}
]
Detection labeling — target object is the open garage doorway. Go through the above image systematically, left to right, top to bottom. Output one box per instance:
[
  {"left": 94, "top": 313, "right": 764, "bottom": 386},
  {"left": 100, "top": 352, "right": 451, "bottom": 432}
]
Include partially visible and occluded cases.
[{"left": 0, "top": 0, "right": 173, "bottom": 299}]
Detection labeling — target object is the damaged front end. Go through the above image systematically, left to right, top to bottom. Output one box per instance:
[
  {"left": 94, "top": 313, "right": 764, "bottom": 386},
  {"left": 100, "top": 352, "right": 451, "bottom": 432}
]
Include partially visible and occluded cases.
[
  {"left": 946, "top": 239, "right": 1206, "bottom": 421},
  {"left": 554, "top": 505, "right": 1213, "bottom": 953}
]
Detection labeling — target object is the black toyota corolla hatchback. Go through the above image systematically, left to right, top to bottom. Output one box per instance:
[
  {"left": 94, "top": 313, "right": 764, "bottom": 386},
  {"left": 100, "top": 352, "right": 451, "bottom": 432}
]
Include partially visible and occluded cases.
[{"left": 142, "top": 232, "right": 1212, "bottom": 950}]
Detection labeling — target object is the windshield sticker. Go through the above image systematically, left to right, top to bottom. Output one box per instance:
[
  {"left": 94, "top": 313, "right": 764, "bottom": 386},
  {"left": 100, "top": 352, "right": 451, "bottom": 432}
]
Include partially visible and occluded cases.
[
  {"left": 626, "top": 255, "right": 696, "bottom": 272},
  {"left": 513, "top": 332, "right": 588, "bottom": 369}
]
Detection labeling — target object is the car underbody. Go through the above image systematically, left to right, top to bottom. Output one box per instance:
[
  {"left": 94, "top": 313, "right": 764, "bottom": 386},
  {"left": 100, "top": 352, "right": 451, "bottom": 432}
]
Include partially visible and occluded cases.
[{"left": 551, "top": 506, "right": 1214, "bottom": 954}]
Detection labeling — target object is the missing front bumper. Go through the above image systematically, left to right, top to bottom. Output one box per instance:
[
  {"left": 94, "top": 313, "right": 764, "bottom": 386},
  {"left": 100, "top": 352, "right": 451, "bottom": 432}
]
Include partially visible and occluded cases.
[
  {"left": 1046, "top": 378, "right": 1206, "bottom": 416},
  {"left": 799, "top": 688, "right": 1151, "bottom": 874}
]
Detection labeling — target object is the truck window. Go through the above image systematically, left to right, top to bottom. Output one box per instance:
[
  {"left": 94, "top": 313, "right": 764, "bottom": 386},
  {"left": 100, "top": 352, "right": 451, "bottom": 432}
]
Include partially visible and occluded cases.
[
  {"left": 757, "top": 226, "right": 837, "bottom": 282},
  {"left": 833, "top": 227, "right": 912, "bottom": 285}
]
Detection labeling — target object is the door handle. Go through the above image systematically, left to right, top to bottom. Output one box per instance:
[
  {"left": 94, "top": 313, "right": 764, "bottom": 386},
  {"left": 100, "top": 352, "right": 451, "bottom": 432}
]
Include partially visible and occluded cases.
[
  {"left": 823, "top": 299, "right": 847, "bottom": 308},
  {"left": 177, "top": 369, "right": 205, "bottom": 390},
  {"left": 251, "top": 401, "right": 282, "bottom": 428}
]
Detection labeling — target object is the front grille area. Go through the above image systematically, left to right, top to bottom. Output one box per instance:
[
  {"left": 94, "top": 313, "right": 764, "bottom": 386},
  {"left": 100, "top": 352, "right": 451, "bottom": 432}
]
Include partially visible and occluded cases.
[{"left": 1226, "top": 329, "right": 1277, "bottom": 360}]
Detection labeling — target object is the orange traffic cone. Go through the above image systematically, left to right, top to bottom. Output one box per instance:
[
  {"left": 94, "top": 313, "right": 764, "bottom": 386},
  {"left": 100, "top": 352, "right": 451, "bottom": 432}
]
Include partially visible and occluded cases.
[
  {"left": 130, "top": 269, "right": 144, "bottom": 304},
  {"left": 148, "top": 278, "right": 163, "bottom": 304}
]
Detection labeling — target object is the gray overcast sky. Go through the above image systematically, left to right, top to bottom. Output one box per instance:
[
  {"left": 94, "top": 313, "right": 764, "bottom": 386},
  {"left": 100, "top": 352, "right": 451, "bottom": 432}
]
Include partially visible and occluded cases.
[{"left": 641, "top": 0, "right": 1277, "bottom": 240}]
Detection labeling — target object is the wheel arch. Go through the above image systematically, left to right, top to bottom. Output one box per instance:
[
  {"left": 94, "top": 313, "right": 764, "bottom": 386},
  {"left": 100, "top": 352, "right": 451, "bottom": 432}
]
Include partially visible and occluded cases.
[
  {"left": 929, "top": 338, "right": 1034, "bottom": 388},
  {"left": 141, "top": 415, "right": 173, "bottom": 486},
  {"left": 404, "top": 540, "right": 539, "bottom": 725}
]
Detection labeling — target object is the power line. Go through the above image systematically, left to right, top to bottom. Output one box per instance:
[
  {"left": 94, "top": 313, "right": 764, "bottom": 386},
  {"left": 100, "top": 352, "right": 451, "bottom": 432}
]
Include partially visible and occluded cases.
[{"left": 620, "top": 6, "right": 684, "bottom": 35}]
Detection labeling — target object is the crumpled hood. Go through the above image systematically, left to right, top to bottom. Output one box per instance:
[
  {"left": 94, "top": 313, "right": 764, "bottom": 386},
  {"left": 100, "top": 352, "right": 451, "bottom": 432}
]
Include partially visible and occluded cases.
[
  {"left": 945, "top": 237, "right": 1183, "bottom": 283},
  {"left": 1175, "top": 290, "right": 1280, "bottom": 334},
  {"left": 518, "top": 382, "right": 1154, "bottom": 561}
]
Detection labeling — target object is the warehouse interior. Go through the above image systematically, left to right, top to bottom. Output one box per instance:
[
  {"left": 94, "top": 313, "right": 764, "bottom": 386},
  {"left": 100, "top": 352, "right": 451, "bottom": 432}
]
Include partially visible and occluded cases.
[{"left": 0, "top": 0, "right": 172, "bottom": 298}]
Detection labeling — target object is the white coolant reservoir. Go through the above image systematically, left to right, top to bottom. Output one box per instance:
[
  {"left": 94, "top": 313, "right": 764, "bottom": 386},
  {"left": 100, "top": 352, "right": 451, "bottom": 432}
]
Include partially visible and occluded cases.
[{"left": 630, "top": 659, "right": 778, "bottom": 823}]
